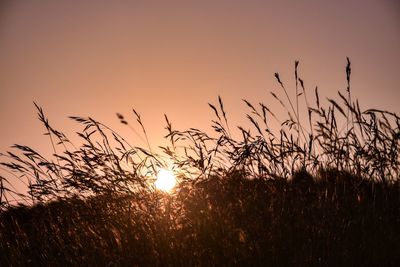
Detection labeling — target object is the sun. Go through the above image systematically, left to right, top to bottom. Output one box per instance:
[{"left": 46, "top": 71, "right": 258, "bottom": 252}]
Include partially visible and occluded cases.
[{"left": 155, "top": 169, "right": 177, "bottom": 192}]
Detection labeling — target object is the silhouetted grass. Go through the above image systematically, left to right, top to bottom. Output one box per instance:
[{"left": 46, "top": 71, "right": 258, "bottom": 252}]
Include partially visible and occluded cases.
[
  {"left": 0, "top": 59, "right": 399, "bottom": 266},
  {"left": 1, "top": 170, "right": 399, "bottom": 266}
]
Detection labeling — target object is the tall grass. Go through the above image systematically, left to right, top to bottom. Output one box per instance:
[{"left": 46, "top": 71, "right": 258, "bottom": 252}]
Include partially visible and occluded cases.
[
  {"left": 0, "top": 59, "right": 399, "bottom": 266},
  {"left": 1, "top": 170, "right": 399, "bottom": 266}
]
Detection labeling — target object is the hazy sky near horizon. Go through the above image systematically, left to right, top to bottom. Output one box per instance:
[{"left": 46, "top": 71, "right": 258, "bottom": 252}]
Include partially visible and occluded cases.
[{"left": 1, "top": 1, "right": 399, "bottom": 168}]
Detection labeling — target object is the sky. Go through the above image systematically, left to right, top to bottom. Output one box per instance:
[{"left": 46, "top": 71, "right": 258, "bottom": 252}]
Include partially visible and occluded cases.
[{"left": 0, "top": 0, "right": 399, "bottom": 194}]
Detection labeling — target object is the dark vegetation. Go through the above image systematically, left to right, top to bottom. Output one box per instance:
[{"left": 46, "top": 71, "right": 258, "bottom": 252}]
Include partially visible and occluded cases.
[
  {"left": 1, "top": 59, "right": 399, "bottom": 266},
  {"left": 1, "top": 170, "right": 400, "bottom": 266}
]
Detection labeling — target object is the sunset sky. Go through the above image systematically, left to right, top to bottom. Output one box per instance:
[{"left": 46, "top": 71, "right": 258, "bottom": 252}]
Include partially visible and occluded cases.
[{"left": 0, "top": 1, "right": 399, "bottom": 193}]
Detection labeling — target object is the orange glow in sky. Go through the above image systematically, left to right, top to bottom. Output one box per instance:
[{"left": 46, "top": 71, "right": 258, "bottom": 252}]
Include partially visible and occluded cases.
[{"left": 0, "top": 0, "right": 399, "bottom": 194}]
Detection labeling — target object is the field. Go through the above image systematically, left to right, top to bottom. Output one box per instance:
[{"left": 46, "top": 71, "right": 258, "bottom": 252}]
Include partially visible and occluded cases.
[
  {"left": 1, "top": 60, "right": 399, "bottom": 266},
  {"left": 1, "top": 170, "right": 400, "bottom": 266}
]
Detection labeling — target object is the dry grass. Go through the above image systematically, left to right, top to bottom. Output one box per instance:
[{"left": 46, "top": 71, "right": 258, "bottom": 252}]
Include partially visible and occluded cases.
[
  {"left": 0, "top": 59, "right": 399, "bottom": 266},
  {"left": 1, "top": 170, "right": 399, "bottom": 266}
]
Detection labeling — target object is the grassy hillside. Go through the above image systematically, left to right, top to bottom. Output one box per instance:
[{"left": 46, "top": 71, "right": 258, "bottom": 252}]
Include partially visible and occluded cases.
[
  {"left": 1, "top": 60, "right": 399, "bottom": 266},
  {"left": 1, "top": 169, "right": 399, "bottom": 266}
]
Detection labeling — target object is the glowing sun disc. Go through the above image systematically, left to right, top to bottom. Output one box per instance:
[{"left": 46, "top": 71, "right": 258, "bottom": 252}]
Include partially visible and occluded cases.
[{"left": 155, "top": 169, "right": 177, "bottom": 192}]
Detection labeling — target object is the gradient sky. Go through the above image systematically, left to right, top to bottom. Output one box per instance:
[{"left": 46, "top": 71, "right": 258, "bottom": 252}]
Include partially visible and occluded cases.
[{"left": 0, "top": 1, "right": 399, "bottom": 193}]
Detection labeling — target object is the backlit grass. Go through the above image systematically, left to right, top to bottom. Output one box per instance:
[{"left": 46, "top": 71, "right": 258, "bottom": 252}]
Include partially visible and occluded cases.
[{"left": 1, "top": 59, "right": 399, "bottom": 266}]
